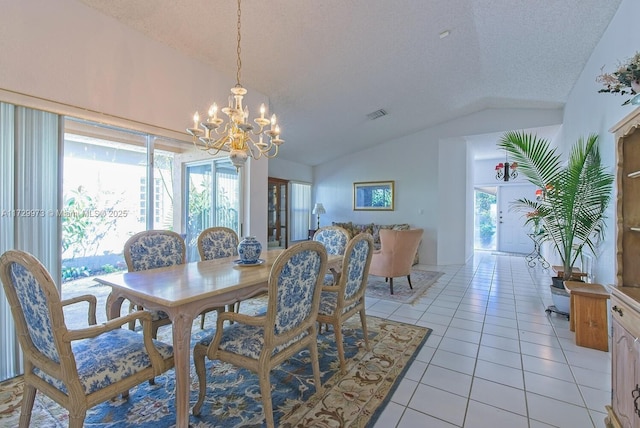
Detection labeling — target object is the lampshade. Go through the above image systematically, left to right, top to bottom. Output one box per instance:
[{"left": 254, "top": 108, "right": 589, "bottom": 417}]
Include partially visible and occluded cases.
[{"left": 312, "top": 203, "right": 326, "bottom": 215}]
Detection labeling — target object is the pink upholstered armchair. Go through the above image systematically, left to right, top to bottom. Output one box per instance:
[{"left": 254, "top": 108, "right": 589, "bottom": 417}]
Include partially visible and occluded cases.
[{"left": 369, "top": 228, "right": 423, "bottom": 294}]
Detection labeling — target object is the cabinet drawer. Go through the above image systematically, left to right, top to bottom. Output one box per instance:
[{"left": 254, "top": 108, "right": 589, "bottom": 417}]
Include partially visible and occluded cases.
[{"left": 612, "top": 294, "right": 640, "bottom": 339}]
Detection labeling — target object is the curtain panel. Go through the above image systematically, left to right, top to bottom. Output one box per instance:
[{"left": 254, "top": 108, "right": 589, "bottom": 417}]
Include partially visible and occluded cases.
[{"left": 0, "top": 102, "right": 61, "bottom": 381}]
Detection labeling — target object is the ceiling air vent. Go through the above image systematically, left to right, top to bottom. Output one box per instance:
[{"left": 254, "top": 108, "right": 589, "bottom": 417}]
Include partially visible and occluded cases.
[{"left": 366, "top": 109, "right": 388, "bottom": 121}]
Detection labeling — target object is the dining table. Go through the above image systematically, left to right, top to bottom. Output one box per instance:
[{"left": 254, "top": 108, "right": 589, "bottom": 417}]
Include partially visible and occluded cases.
[{"left": 95, "top": 248, "right": 342, "bottom": 428}]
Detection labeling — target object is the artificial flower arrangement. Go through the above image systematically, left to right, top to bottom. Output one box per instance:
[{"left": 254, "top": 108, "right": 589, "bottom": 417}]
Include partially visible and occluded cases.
[
  {"left": 597, "top": 51, "right": 640, "bottom": 105},
  {"left": 525, "top": 210, "right": 543, "bottom": 235}
]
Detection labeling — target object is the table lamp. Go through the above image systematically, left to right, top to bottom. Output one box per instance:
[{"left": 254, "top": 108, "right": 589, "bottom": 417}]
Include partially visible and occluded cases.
[{"left": 312, "top": 203, "right": 326, "bottom": 229}]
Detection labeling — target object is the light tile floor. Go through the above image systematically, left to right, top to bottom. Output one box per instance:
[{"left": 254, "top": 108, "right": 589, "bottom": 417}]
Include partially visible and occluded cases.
[{"left": 370, "top": 252, "right": 611, "bottom": 428}]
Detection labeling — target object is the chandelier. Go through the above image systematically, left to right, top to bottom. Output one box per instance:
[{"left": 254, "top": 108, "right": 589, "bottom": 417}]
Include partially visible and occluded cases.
[
  {"left": 186, "top": 0, "right": 284, "bottom": 170},
  {"left": 495, "top": 153, "right": 518, "bottom": 182}
]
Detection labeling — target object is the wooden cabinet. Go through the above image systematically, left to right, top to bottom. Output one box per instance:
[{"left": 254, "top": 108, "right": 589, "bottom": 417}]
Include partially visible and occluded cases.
[
  {"left": 608, "top": 108, "right": 640, "bottom": 428},
  {"left": 267, "top": 178, "right": 288, "bottom": 249},
  {"left": 608, "top": 288, "right": 640, "bottom": 428}
]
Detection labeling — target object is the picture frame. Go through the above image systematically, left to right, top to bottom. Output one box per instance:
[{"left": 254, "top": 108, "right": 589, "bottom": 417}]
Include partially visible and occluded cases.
[{"left": 353, "top": 181, "right": 394, "bottom": 211}]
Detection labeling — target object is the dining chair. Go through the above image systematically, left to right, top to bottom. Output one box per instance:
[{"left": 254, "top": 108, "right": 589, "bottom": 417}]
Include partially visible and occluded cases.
[
  {"left": 313, "top": 225, "right": 350, "bottom": 285},
  {"left": 197, "top": 226, "right": 240, "bottom": 329},
  {"left": 369, "top": 228, "right": 424, "bottom": 294},
  {"left": 123, "top": 229, "right": 186, "bottom": 338},
  {"left": 317, "top": 233, "right": 374, "bottom": 373},
  {"left": 192, "top": 241, "right": 328, "bottom": 428},
  {"left": 0, "top": 249, "right": 174, "bottom": 428}
]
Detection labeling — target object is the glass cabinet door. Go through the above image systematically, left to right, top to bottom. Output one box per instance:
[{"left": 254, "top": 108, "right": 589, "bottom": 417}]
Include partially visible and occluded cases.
[{"left": 267, "top": 178, "right": 288, "bottom": 248}]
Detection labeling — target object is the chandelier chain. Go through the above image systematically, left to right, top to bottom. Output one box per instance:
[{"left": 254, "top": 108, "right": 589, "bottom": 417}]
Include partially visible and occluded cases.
[{"left": 236, "top": 0, "right": 242, "bottom": 87}]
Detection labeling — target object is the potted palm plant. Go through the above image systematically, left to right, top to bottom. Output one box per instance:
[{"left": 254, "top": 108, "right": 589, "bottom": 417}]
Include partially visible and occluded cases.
[{"left": 497, "top": 131, "right": 614, "bottom": 295}]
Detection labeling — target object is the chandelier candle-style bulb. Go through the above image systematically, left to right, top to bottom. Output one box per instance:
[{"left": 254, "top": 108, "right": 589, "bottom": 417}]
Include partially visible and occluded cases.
[{"left": 186, "top": 0, "right": 284, "bottom": 170}]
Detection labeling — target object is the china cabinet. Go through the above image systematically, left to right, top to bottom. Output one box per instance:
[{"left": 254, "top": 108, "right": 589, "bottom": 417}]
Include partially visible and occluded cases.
[
  {"left": 607, "top": 107, "right": 640, "bottom": 428},
  {"left": 267, "top": 177, "right": 288, "bottom": 249}
]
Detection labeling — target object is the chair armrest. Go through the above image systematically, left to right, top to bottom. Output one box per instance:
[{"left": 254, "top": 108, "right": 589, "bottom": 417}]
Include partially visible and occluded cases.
[
  {"left": 61, "top": 294, "right": 97, "bottom": 326},
  {"left": 63, "top": 310, "right": 153, "bottom": 341},
  {"left": 63, "top": 311, "right": 168, "bottom": 372},
  {"left": 209, "top": 311, "right": 267, "bottom": 354},
  {"left": 218, "top": 311, "right": 265, "bottom": 326}
]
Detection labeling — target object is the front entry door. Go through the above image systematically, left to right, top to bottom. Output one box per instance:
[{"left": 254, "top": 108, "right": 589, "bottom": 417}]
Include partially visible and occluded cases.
[{"left": 497, "top": 185, "right": 536, "bottom": 254}]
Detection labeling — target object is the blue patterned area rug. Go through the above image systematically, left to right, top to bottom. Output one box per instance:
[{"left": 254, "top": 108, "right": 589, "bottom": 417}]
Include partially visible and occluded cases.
[{"left": 0, "top": 294, "right": 430, "bottom": 427}]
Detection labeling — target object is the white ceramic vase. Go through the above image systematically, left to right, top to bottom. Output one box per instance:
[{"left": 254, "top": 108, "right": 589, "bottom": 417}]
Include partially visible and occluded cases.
[{"left": 237, "top": 236, "right": 262, "bottom": 264}]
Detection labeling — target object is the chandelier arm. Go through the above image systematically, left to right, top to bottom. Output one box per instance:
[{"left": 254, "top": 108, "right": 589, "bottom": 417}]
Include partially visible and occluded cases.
[
  {"left": 248, "top": 126, "right": 267, "bottom": 136},
  {"left": 194, "top": 138, "right": 226, "bottom": 156},
  {"left": 245, "top": 141, "right": 261, "bottom": 160},
  {"left": 263, "top": 144, "right": 280, "bottom": 158}
]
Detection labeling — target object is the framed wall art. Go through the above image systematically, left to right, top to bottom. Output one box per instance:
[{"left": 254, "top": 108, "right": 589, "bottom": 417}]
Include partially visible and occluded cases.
[{"left": 353, "top": 181, "right": 394, "bottom": 211}]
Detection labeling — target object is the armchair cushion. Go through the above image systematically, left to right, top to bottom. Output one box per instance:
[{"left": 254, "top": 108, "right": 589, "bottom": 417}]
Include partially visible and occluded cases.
[
  {"left": 318, "top": 291, "right": 358, "bottom": 316},
  {"left": 198, "top": 324, "right": 307, "bottom": 359},
  {"left": 35, "top": 329, "right": 173, "bottom": 395}
]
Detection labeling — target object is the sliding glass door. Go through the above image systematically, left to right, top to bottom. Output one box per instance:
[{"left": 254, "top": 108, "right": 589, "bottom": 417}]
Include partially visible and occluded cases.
[
  {"left": 62, "top": 123, "right": 178, "bottom": 280},
  {"left": 184, "top": 159, "right": 240, "bottom": 261}
]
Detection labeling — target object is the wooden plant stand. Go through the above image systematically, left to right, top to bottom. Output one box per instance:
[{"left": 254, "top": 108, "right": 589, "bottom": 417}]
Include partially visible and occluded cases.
[{"left": 564, "top": 281, "right": 610, "bottom": 352}]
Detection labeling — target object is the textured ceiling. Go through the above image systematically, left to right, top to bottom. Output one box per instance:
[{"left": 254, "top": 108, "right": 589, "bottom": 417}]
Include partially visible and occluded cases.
[{"left": 76, "top": 0, "right": 622, "bottom": 165}]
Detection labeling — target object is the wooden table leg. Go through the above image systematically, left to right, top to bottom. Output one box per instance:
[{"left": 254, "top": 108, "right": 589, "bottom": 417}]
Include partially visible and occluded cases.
[
  {"left": 106, "top": 292, "right": 125, "bottom": 321},
  {"left": 170, "top": 311, "right": 194, "bottom": 428}
]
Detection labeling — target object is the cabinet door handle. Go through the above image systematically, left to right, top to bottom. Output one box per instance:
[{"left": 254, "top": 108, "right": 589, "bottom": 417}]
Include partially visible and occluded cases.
[{"left": 612, "top": 305, "right": 623, "bottom": 316}]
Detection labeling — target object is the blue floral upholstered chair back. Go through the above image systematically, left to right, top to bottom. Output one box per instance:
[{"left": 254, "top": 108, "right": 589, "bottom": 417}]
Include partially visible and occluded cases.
[
  {"left": 313, "top": 225, "right": 350, "bottom": 285},
  {"left": 196, "top": 226, "right": 240, "bottom": 328},
  {"left": 197, "top": 226, "right": 239, "bottom": 260},
  {"left": 313, "top": 226, "right": 350, "bottom": 256},
  {"left": 124, "top": 229, "right": 186, "bottom": 272},
  {"left": 123, "top": 230, "right": 186, "bottom": 337},
  {"left": 317, "top": 233, "right": 374, "bottom": 373},
  {"left": 341, "top": 234, "right": 374, "bottom": 302},
  {"left": 192, "top": 241, "right": 328, "bottom": 428},
  {"left": 271, "top": 243, "right": 325, "bottom": 336},
  {"left": 0, "top": 249, "right": 174, "bottom": 428}
]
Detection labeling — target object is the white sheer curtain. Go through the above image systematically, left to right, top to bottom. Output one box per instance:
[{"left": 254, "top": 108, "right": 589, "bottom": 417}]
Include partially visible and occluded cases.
[
  {"left": 0, "top": 103, "right": 61, "bottom": 381},
  {"left": 289, "top": 182, "right": 311, "bottom": 242}
]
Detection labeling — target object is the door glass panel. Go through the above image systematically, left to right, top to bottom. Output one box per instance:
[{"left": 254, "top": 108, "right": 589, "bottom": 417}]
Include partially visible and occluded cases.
[
  {"left": 152, "top": 146, "right": 176, "bottom": 230},
  {"left": 185, "top": 159, "right": 240, "bottom": 261},
  {"left": 215, "top": 161, "right": 240, "bottom": 231},
  {"left": 185, "top": 162, "right": 213, "bottom": 261},
  {"left": 474, "top": 188, "right": 497, "bottom": 250}
]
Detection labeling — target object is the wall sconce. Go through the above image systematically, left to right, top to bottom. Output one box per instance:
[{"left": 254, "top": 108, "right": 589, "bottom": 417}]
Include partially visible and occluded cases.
[{"left": 312, "top": 203, "right": 326, "bottom": 229}]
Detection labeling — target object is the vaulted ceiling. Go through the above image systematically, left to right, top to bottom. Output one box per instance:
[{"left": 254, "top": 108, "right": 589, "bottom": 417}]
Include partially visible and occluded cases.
[{"left": 76, "top": 0, "right": 622, "bottom": 165}]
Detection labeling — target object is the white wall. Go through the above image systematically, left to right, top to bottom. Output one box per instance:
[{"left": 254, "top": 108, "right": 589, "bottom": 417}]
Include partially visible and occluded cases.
[
  {"left": 560, "top": 0, "right": 640, "bottom": 285},
  {"left": 314, "top": 107, "right": 563, "bottom": 265},
  {"left": 438, "top": 137, "right": 469, "bottom": 264},
  {"left": 268, "top": 157, "right": 313, "bottom": 183}
]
